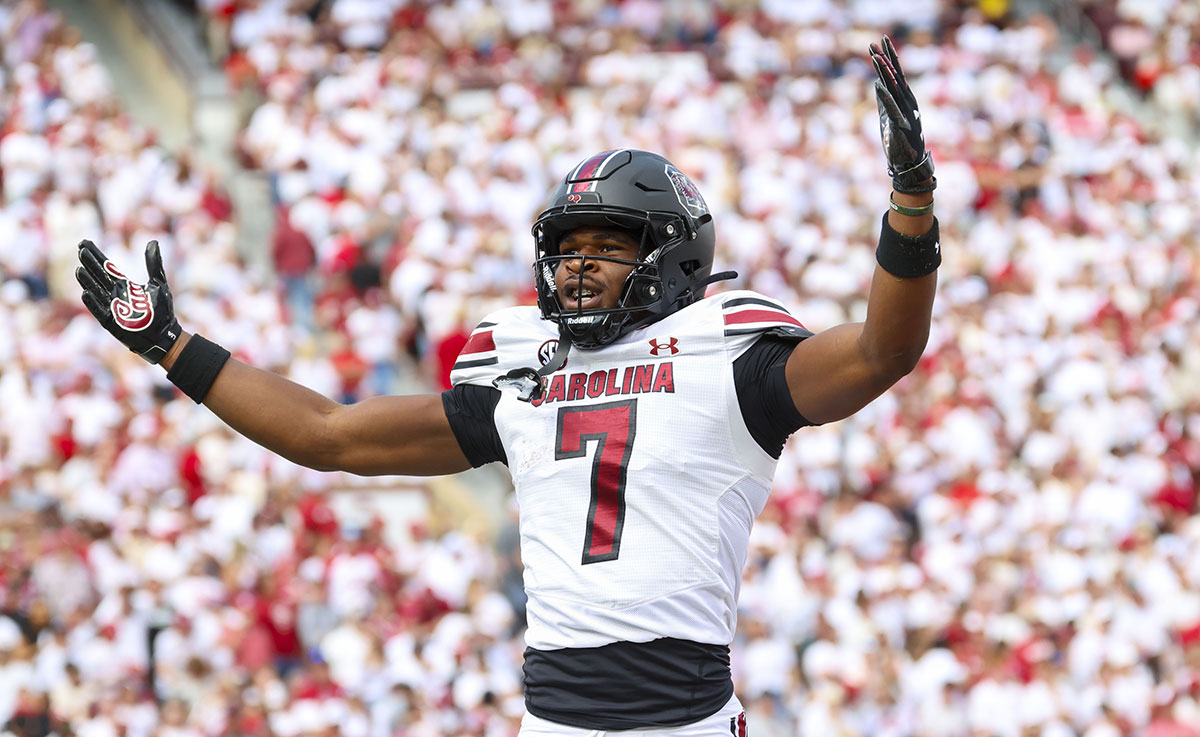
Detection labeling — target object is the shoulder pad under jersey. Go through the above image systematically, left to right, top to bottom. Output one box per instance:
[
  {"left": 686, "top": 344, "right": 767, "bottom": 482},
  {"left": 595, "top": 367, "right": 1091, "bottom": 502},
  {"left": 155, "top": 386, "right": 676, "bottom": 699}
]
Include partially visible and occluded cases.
[{"left": 449, "top": 306, "right": 558, "bottom": 388}]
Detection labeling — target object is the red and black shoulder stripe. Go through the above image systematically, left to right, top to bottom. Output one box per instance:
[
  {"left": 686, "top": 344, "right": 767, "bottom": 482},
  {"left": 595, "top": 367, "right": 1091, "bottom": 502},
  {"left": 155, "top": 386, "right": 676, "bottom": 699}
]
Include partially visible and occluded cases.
[
  {"left": 721, "top": 295, "right": 812, "bottom": 338},
  {"left": 452, "top": 321, "right": 498, "bottom": 371}
]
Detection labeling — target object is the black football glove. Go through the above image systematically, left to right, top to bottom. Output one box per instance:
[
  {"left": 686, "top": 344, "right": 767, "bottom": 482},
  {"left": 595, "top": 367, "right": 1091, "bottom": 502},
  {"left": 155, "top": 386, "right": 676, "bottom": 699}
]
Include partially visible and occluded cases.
[
  {"left": 870, "top": 36, "right": 935, "bottom": 193},
  {"left": 76, "top": 239, "right": 182, "bottom": 364}
]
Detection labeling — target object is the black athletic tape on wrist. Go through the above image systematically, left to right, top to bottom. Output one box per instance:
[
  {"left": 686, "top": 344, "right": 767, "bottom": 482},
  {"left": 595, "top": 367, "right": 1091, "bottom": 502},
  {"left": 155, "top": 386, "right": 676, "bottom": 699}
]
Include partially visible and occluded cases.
[
  {"left": 890, "top": 154, "right": 937, "bottom": 194},
  {"left": 892, "top": 175, "right": 937, "bottom": 194},
  {"left": 876, "top": 212, "right": 941, "bottom": 278},
  {"left": 166, "top": 334, "right": 231, "bottom": 404}
]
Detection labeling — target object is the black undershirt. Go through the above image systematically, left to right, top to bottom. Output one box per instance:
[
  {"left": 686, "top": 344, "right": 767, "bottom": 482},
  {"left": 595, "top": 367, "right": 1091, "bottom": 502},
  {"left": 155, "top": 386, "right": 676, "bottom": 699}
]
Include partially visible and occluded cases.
[
  {"left": 731, "top": 334, "right": 814, "bottom": 455},
  {"left": 441, "top": 381, "right": 507, "bottom": 467},
  {"left": 523, "top": 638, "right": 733, "bottom": 729}
]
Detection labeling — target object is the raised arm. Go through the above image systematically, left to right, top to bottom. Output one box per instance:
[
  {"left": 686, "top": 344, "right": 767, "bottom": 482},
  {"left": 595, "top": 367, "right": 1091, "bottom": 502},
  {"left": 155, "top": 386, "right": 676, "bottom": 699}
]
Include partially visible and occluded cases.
[
  {"left": 784, "top": 36, "right": 939, "bottom": 425},
  {"left": 76, "top": 240, "right": 472, "bottom": 477}
]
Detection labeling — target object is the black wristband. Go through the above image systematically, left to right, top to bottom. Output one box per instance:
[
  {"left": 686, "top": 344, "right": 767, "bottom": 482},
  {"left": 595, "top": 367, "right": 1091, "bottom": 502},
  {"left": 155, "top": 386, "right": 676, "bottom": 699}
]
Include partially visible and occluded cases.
[
  {"left": 876, "top": 212, "right": 941, "bottom": 278},
  {"left": 166, "top": 334, "right": 231, "bottom": 404}
]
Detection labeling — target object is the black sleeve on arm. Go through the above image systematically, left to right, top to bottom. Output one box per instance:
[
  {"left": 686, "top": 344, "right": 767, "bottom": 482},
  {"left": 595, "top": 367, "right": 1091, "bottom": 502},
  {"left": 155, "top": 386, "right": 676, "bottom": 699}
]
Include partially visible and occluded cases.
[
  {"left": 733, "top": 335, "right": 816, "bottom": 459},
  {"left": 441, "top": 384, "right": 507, "bottom": 467}
]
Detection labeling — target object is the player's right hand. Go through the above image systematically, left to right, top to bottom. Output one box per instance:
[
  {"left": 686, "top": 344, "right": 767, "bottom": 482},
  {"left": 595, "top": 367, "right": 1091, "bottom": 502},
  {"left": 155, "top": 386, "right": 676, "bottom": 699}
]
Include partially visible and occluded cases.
[{"left": 75, "top": 239, "right": 182, "bottom": 364}]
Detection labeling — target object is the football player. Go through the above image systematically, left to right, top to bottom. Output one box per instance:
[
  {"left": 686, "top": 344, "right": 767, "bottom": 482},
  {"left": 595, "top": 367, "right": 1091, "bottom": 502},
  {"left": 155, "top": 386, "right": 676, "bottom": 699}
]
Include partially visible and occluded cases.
[{"left": 77, "top": 38, "right": 937, "bottom": 736}]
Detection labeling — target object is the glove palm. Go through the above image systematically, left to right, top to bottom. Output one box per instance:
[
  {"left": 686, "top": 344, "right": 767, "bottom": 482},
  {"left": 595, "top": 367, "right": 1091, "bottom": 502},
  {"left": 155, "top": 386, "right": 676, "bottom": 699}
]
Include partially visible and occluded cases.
[{"left": 75, "top": 240, "right": 181, "bottom": 364}]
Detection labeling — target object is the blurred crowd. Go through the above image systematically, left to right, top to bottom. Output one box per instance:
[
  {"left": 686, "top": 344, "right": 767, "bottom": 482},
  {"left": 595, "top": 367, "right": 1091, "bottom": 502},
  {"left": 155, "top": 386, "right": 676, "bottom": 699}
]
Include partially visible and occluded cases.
[
  {"left": 1, "top": 0, "right": 1199, "bottom": 736},
  {"left": 1080, "top": 0, "right": 1199, "bottom": 115}
]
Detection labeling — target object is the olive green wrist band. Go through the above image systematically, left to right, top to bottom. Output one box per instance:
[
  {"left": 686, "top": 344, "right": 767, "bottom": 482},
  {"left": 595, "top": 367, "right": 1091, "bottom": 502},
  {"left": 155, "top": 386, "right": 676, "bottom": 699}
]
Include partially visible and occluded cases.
[{"left": 889, "top": 192, "right": 935, "bottom": 217}]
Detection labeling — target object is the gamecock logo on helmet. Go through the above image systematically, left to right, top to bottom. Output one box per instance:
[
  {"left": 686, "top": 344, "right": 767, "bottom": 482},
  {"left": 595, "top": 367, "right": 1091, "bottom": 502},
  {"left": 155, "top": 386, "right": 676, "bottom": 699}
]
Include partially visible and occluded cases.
[
  {"left": 664, "top": 165, "right": 707, "bottom": 219},
  {"left": 104, "top": 261, "right": 153, "bottom": 331}
]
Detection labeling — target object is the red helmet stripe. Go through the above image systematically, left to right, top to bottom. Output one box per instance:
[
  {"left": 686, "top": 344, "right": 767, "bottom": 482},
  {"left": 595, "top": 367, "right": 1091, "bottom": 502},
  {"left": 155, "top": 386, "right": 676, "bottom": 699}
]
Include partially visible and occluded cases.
[
  {"left": 593, "top": 148, "right": 625, "bottom": 177},
  {"left": 569, "top": 149, "right": 625, "bottom": 182},
  {"left": 570, "top": 151, "right": 609, "bottom": 180}
]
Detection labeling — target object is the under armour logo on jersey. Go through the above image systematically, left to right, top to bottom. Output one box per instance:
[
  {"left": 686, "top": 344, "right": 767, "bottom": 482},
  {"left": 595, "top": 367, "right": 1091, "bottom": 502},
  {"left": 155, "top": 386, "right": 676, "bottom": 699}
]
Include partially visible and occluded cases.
[{"left": 649, "top": 337, "right": 679, "bottom": 356}]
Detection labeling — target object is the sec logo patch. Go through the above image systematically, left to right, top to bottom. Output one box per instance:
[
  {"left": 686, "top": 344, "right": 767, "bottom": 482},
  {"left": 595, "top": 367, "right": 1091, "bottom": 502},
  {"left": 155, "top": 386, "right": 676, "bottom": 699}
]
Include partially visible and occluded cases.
[{"left": 538, "top": 339, "right": 566, "bottom": 369}]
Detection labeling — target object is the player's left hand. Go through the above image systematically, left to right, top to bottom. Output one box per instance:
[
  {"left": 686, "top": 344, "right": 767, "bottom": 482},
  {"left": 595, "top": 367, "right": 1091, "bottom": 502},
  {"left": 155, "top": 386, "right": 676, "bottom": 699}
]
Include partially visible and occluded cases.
[
  {"left": 870, "top": 36, "right": 935, "bottom": 193},
  {"left": 75, "top": 239, "right": 182, "bottom": 364}
]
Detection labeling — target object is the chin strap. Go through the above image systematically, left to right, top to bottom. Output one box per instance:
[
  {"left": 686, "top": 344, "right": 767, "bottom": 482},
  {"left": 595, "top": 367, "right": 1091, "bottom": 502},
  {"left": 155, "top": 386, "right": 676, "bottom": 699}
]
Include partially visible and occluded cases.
[
  {"left": 678, "top": 270, "right": 738, "bottom": 304},
  {"left": 492, "top": 331, "right": 573, "bottom": 403}
]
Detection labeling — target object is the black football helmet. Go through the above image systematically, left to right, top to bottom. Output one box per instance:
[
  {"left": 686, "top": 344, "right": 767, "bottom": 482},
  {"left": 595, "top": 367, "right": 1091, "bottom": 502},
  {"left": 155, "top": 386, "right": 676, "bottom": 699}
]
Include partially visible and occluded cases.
[{"left": 532, "top": 149, "right": 722, "bottom": 349}]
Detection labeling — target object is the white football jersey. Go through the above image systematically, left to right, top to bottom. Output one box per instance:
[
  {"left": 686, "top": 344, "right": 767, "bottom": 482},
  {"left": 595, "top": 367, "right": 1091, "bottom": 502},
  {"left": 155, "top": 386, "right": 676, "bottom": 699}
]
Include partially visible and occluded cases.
[{"left": 450, "top": 291, "right": 809, "bottom": 651}]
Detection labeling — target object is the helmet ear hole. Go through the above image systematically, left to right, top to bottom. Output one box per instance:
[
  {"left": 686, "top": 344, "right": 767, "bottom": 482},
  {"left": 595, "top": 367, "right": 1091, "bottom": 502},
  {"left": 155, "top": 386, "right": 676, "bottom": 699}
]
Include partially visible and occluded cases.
[{"left": 680, "top": 259, "right": 701, "bottom": 276}]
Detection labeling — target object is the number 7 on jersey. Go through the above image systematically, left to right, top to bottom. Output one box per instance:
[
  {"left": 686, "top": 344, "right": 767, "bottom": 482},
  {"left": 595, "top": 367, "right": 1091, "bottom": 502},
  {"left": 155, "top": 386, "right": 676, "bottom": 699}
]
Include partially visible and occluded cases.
[{"left": 554, "top": 399, "right": 638, "bottom": 565}]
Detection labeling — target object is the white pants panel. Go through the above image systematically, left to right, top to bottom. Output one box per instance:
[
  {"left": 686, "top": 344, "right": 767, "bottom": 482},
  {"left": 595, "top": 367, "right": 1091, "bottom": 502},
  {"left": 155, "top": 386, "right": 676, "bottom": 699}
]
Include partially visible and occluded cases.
[{"left": 518, "top": 694, "right": 746, "bottom": 737}]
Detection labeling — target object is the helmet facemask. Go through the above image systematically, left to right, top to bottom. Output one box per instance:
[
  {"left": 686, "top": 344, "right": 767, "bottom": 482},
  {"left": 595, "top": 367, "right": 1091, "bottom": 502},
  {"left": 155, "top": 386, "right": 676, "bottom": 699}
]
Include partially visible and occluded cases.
[{"left": 533, "top": 208, "right": 690, "bottom": 349}]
